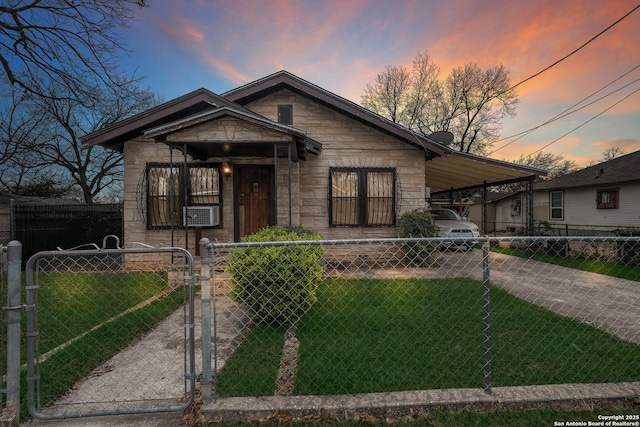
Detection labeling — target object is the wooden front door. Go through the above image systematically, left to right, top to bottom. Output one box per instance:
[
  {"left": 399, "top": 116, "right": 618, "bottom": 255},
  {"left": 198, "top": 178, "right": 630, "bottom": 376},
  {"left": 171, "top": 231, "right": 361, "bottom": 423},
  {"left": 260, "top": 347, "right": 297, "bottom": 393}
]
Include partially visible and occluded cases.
[{"left": 236, "top": 165, "right": 273, "bottom": 239}]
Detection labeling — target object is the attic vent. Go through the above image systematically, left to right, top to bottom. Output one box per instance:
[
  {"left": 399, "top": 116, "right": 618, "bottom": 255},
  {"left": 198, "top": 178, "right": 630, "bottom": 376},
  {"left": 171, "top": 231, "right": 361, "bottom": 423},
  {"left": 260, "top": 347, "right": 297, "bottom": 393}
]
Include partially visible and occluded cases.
[{"left": 278, "top": 104, "right": 293, "bottom": 125}]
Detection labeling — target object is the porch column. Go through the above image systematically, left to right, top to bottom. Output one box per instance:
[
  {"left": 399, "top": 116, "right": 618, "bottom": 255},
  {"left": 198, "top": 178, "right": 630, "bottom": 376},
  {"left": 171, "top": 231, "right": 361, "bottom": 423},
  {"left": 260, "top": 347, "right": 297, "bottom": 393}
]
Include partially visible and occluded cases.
[
  {"left": 288, "top": 143, "right": 292, "bottom": 226},
  {"left": 273, "top": 144, "right": 278, "bottom": 225},
  {"left": 482, "top": 182, "right": 488, "bottom": 235}
]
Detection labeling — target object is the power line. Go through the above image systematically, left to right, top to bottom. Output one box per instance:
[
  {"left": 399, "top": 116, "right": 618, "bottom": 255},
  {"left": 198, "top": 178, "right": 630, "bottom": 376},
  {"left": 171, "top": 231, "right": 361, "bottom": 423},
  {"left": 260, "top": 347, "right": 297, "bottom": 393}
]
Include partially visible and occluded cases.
[
  {"left": 424, "top": 2, "right": 640, "bottom": 136},
  {"left": 507, "top": 3, "right": 640, "bottom": 93},
  {"left": 489, "top": 63, "right": 640, "bottom": 154},
  {"left": 524, "top": 86, "right": 640, "bottom": 159}
]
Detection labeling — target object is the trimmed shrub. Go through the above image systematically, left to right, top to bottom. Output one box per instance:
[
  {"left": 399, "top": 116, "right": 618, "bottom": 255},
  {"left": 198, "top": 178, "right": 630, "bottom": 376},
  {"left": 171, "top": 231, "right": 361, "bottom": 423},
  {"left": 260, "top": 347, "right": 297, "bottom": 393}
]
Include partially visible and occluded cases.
[
  {"left": 397, "top": 208, "right": 440, "bottom": 266},
  {"left": 227, "top": 226, "right": 325, "bottom": 326}
]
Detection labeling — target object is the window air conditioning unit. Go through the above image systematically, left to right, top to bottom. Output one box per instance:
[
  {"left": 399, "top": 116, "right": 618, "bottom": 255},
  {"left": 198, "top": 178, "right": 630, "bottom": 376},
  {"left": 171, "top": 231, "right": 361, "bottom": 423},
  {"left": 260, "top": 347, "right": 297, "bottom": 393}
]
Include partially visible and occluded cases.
[{"left": 183, "top": 206, "right": 220, "bottom": 227}]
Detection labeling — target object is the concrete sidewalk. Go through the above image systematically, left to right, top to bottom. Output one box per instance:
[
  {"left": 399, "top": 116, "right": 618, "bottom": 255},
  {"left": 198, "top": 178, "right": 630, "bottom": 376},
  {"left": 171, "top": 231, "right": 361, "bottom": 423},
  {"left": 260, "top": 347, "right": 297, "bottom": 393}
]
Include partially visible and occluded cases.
[
  {"left": 19, "top": 290, "right": 247, "bottom": 426},
  {"left": 22, "top": 382, "right": 640, "bottom": 425},
  {"left": 204, "top": 382, "right": 640, "bottom": 422},
  {"left": 21, "top": 411, "right": 183, "bottom": 427}
]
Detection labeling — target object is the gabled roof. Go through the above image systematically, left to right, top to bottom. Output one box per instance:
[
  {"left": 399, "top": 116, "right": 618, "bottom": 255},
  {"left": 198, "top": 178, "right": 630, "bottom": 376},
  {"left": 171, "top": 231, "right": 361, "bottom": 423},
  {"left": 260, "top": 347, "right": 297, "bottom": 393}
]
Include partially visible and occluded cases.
[
  {"left": 81, "top": 70, "right": 544, "bottom": 192},
  {"left": 222, "top": 70, "right": 448, "bottom": 158},
  {"left": 223, "top": 71, "right": 544, "bottom": 192},
  {"left": 81, "top": 88, "right": 252, "bottom": 151},
  {"left": 143, "top": 106, "right": 321, "bottom": 161},
  {"left": 535, "top": 150, "right": 640, "bottom": 191}
]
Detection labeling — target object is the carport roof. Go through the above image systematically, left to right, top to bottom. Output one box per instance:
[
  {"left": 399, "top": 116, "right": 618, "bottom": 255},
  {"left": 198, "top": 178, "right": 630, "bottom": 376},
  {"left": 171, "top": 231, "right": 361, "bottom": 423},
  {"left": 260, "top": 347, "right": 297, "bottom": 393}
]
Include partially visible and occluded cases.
[{"left": 426, "top": 151, "right": 545, "bottom": 194}]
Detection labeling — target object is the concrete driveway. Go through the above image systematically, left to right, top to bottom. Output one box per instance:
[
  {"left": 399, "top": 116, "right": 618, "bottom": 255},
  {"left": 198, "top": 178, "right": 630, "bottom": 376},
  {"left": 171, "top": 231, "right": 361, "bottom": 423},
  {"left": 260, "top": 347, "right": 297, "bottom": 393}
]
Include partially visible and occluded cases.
[{"left": 436, "top": 248, "right": 640, "bottom": 344}]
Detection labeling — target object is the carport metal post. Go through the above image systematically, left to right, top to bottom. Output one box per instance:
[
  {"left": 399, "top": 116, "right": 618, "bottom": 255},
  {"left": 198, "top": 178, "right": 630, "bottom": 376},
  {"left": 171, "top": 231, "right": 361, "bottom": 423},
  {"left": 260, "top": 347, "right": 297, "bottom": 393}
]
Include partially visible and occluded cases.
[{"left": 482, "top": 238, "right": 492, "bottom": 394}]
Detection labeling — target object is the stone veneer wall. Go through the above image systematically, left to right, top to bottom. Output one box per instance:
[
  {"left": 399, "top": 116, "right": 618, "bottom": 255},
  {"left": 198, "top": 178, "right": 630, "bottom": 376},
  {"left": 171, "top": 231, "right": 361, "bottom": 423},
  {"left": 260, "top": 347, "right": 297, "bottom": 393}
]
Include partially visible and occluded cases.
[
  {"left": 122, "top": 88, "right": 426, "bottom": 252},
  {"left": 244, "top": 89, "right": 426, "bottom": 240}
]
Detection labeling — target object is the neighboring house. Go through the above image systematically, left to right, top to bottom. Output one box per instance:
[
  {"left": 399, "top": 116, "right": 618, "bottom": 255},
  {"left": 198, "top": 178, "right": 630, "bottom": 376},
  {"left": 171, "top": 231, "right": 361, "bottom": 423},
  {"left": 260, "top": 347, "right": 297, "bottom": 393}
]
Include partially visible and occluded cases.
[
  {"left": 81, "top": 71, "right": 541, "bottom": 252},
  {"left": 533, "top": 150, "right": 640, "bottom": 231}
]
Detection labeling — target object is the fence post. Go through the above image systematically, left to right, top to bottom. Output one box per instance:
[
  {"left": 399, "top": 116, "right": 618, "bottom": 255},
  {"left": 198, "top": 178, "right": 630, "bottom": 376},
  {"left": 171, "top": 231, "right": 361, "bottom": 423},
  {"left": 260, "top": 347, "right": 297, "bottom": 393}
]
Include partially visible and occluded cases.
[
  {"left": 199, "top": 238, "right": 213, "bottom": 404},
  {"left": 482, "top": 238, "right": 492, "bottom": 394},
  {"left": 5, "top": 241, "right": 22, "bottom": 424}
]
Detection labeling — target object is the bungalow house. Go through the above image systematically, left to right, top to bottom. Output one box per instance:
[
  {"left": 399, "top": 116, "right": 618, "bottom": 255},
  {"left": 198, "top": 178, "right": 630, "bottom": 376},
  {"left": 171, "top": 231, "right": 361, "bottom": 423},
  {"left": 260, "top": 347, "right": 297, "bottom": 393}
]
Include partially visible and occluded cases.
[
  {"left": 81, "top": 71, "right": 542, "bottom": 252},
  {"left": 532, "top": 150, "right": 640, "bottom": 234}
]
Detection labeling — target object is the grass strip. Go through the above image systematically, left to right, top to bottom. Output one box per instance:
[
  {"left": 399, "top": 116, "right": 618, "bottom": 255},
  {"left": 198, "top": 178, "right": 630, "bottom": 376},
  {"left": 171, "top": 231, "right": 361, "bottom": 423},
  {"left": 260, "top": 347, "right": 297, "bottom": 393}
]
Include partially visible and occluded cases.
[
  {"left": 491, "top": 246, "right": 640, "bottom": 281},
  {"left": 33, "top": 272, "right": 169, "bottom": 356},
  {"left": 216, "top": 324, "right": 286, "bottom": 397},
  {"left": 202, "top": 404, "right": 640, "bottom": 426}
]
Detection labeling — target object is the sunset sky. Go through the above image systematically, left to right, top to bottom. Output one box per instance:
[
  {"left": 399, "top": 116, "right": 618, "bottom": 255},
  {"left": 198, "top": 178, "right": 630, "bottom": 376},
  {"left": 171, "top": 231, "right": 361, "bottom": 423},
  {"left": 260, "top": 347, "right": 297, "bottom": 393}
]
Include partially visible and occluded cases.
[{"left": 120, "top": 0, "right": 640, "bottom": 166}]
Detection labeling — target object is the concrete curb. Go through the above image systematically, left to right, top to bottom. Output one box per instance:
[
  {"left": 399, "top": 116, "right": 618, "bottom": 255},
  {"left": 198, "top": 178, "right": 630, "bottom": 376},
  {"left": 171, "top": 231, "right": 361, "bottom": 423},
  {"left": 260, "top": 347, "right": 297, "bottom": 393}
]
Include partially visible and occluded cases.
[{"left": 201, "top": 382, "right": 640, "bottom": 422}]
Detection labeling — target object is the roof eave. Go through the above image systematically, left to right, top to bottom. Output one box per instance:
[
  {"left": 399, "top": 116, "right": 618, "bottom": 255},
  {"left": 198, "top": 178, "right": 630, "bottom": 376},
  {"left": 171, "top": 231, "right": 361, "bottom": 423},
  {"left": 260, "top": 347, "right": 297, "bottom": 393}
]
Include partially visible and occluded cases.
[{"left": 80, "top": 88, "right": 246, "bottom": 150}]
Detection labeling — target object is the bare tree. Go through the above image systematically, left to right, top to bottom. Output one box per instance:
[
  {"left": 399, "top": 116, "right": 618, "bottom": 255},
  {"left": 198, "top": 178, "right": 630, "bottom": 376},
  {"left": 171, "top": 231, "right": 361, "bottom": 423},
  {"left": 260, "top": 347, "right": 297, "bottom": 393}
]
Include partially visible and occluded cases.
[
  {"left": 0, "top": 0, "right": 147, "bottom": 103},
  {"left": 0, "top": 1, "right": 162, "bottom": 202},
  {"left": 361, "top": 51, "right": 519, "bottom": 155},
  {"left": 361, "top": 65, "right": 412, "bottom": 124},
  {"left": 26, "top": 82, "right": 162, "bottom": 203},
  {"left": 0, "top": 84, "right": 45, "bottom": 190},
  {"left": 601, "top": 147, "right": 625, "bottom": 162},
  {"left": 492, "top": 151, "right": 576, "bottom": 193},
  {"left": 512, "top": 152, "right": 577, "bottom": 180}
]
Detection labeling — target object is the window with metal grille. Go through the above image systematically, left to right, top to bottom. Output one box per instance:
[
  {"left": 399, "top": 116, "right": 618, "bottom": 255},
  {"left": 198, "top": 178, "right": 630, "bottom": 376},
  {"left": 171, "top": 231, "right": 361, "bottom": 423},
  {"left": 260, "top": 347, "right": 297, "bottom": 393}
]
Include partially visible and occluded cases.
[
  {"left": 146, "top": 163, "right": 221, "bottom": 229},
  {"left": 329, "top": 168, "right": 396, "bottom": 226},
  {"left": 596, "top": 188, "right": 619, "bottom": 209},
  {"left": 549, "top": 191, "right": 564, "bottom": 220}
]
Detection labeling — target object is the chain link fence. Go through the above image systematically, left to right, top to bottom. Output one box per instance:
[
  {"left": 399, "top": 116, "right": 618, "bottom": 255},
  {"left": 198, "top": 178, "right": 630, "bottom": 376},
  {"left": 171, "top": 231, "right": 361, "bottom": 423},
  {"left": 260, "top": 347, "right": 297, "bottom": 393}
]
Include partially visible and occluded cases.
[
  {"left": 0, "top": 203, "right": 124, "bottom": 263},
  {"left": 489, "top": 221, "right": 640, "bottom": 237},
  {"left": 204, "top": 236, "right": 640, "bottom": 400},
  {"left": 0, "top": 244, "right": 6, "bottom": 415},
  {"left": 24, "top": 244, "right": 196, "bottom": 420}
]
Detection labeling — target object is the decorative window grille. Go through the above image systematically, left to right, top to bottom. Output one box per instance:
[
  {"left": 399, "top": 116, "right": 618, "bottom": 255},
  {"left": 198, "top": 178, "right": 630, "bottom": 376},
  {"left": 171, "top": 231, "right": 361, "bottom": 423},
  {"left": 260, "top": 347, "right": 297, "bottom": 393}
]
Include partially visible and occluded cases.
[
  {"left": 146, "top": 163, "right": 221, "bottom": 229},
  {"left": 329, "top": 168, "right": 396, "bottom": 226},
  {"left": 596, "top": 188, "right": 619, "bottom": 209}
]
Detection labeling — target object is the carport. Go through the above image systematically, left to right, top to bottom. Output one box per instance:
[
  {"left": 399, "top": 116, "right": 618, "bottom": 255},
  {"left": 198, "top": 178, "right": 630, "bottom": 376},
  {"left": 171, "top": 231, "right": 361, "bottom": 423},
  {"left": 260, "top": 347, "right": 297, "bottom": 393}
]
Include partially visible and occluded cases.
[{"left": 423, "top": 150, "right": 545, "bottom": 235}]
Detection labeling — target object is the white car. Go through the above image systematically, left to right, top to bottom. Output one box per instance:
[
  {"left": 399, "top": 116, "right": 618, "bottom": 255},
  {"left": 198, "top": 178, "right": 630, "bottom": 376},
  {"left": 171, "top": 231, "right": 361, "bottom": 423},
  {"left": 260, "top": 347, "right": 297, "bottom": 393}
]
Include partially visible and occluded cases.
[{"left": 430, "top": 208, "right": 480, "bottom": 250}]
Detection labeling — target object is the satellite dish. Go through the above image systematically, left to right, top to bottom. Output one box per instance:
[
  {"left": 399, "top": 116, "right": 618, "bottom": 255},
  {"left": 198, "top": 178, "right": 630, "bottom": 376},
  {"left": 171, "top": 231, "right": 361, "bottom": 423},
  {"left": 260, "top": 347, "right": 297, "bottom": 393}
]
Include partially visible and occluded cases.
[{"left": 428, "top": 131, "right": 454, "bottom": 146}]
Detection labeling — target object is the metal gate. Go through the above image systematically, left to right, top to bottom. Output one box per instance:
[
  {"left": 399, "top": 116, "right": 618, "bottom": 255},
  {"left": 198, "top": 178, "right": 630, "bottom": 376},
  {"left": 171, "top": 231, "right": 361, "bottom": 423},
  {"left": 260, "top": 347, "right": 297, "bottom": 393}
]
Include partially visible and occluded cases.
[{"left": 25, "top": 240, "right": 196, "bottom": 420}]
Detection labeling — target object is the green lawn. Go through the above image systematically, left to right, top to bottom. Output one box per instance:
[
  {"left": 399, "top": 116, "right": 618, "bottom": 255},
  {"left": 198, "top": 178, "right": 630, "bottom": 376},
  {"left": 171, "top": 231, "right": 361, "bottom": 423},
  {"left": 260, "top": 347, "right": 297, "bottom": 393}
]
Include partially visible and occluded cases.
[
  {"left": 491, "top": 246, "right": 640, "bottom": 281},
  {"left": 18, "top": 270, "right": 187, "bottom": 419},
  {"left": 33, "top": 271, "right": 171, "bottom": 356},
  {"left": 216, "top": 277, "right": 640, "bottom": 397}
]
